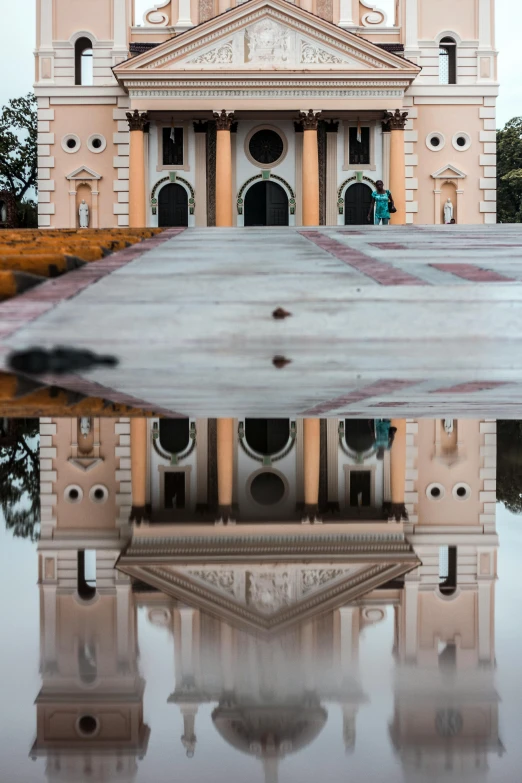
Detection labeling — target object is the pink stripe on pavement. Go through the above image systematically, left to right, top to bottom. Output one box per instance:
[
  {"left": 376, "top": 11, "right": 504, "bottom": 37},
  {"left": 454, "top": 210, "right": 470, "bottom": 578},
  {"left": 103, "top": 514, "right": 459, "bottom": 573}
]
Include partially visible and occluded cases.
[
  {"left": 300, "top": 231, "right": 429, "bottom": 285},
  {"left": 429, "top": 263, "right": 515, "bottom": 282},
  {"left": 300, "top": 379, "right": 419, "bottom": 416},
  {"left": 429, "top": 381, "right": 509, "bottom": 394}
]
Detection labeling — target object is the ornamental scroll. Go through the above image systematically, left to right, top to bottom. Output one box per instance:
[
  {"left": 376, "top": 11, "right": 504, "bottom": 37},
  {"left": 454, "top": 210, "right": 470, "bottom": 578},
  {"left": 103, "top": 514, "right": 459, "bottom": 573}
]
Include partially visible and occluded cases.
[
  {"left": 142, "top": 0, "right": 170, "bottom": 26},
  {"left": 359, "top": 0, "right": 387, "bottom": 26}
]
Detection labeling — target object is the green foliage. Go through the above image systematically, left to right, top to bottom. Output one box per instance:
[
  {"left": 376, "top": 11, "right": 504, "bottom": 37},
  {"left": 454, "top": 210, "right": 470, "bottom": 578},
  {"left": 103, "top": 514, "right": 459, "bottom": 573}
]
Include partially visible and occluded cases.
[
  {"left": 0, "top": 93, "right": 38, "bottom": 202},
  {"left": 497, "top": 117, "right": 522, "bottom": 223},
  {"left": 0, "top": 419, "right": 40, "bottom": 540},
  {"left": 496, "top": 420, "right": 522, "bottom": 513}
]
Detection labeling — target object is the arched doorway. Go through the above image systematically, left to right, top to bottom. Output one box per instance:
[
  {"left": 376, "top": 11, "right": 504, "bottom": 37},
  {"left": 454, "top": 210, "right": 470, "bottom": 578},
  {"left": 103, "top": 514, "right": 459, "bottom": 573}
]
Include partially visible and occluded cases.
[
  {"left": 244, "top": 181, "right": 289, "bottom": 226},
  {"left": 158, "top": 183, "right": 188, "bottom": 227},
  {"left": 344, "top": 183, "right": 373, "bottom": 225}
]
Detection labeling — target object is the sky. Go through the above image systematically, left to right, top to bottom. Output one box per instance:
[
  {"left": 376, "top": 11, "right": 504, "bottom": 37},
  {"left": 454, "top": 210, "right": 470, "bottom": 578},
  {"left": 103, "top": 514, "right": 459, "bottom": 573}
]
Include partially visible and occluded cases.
[{"left": 0, "top": 0, "right": 521, "bottom": 127}]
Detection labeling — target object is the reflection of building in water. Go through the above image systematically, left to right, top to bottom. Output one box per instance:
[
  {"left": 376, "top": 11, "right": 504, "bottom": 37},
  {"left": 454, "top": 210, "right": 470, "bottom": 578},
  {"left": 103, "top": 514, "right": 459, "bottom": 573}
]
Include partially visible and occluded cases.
[
  {"left": 34, "top": 416, "right": 501, "bottom": 780},
  {"left": 32, "top": 417, "right": 149, "bottom": 779},
  {"left": 390, "top": 418, "right": 503, "bottom": 778}
]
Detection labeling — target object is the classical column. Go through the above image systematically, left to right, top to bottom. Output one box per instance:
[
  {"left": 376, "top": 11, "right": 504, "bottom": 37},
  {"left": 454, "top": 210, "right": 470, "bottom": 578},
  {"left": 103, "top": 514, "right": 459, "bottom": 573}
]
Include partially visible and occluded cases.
[
  {"left": 126, "top": 109, "right": 149, "bottom": 228},
  {"left": 383, "top": 109, "right": 408, "bottom": 225},
  {"left": 214, "top": 110, "right": 235, "bottom": 227},
  {"left": 299, "top": 110, "right": 321, "bottom": 227},
  {"left": 381, "top": 119, "right": 391, "bottom": 190},
  {"left": 325, "top": 121, "right": 339, "bottom": 226},
  {"left": 194, "top": 122, "right": 208, "bottom": 227},
  {"left": 294, "top": 123, "right": 304, "bottom": 226},
  {"left": 129, "top": 417, "right": 150, "bottom": 523},
  {"left": 217, "top": 417, "right": 234, "bottom": 521},
  {"left": 303, "top": 418, "right": 321, "bottom": 521},
  {"left": 385, "top": 418, "right": 407, "bottom": 521}
]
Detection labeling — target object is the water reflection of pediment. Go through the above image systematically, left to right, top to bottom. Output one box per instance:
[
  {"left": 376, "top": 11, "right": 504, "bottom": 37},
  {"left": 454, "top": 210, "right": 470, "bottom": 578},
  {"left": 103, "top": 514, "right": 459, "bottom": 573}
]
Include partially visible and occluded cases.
[{"left": 119, "top": 524, "right": 419, "bottom": 636}]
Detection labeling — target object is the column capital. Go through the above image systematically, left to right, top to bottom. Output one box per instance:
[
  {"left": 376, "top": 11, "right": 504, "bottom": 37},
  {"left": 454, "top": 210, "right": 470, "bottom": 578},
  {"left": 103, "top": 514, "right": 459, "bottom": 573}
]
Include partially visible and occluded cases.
[
  {"left": 126, "top": 109, "right": 149, "bottom": 132},
  {"left": 213, "top": 109, "right": 235, "bottom": 130},
  {"left": 298, "top": 109, "right": 322, "bottom": 130},
  {"left": 383, "top": 109, "right": 408, "bottom": 130},
  {"left": 381, "top": 119, "right": 391, "bottom": 133},
  {"left": 193, "top": 120, "right": 209, "bottom": 133},
  {"left": 324, "top": 120, "right": 339, "bottom": 133}
]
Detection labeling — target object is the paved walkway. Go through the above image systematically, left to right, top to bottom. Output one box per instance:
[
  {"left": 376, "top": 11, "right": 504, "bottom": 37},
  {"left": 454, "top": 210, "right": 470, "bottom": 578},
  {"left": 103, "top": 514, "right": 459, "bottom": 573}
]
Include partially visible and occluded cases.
[{"left": 2, "top": 224, "right": 522, "bottom": 417}]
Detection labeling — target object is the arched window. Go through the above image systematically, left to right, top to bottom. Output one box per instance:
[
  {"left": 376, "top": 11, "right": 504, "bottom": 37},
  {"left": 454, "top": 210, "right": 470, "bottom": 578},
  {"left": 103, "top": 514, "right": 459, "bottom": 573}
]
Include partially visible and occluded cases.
[
  {"left": 75, "top": 37, "right": 93, "bottom": 86},
  {"left": 439, "top": 37, "right": 456, "bottom": 85},
  {"left": 159, "top": 419, "right": 190, "bottom": 455},
  {"left": 244, "top": 419, "right": 290, "bottom": 456},
  {"left": 344, "top": 419, "right": 375, "bottom": 453},
  {"left": 439, "top": 545, "right": 457, "bottom": 595},
  {"left": 77, "top": 550, "right": 96, "bottom": 600}
]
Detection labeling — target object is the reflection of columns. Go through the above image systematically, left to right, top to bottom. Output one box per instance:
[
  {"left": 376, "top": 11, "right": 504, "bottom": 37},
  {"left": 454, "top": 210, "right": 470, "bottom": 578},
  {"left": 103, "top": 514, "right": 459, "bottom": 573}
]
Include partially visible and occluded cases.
[
  {"left": 384, "top": 109, "right": 408, "bottom": 225},
  {"left": 126, "top": 110, "right": 148, "bottom": 228},
  {"left": 214, "top": 110, "right": 234, "bottom": 227},
  {"left": 300, "top": 110, "right": 321, "bottom": 227},
  {"left": 381, "top": 120, "right": 391, "bottom": 190},
  {"left": 325, "top": 121, "right": 339, "bottom": 225},
  {"left": 194, "top": 122, "right": 208, "bottom": 227},
  {"left": 217, "top": 417, "right": 234, "bottom": 520},
  {"left": 130, "top": 418, "right": 150, "bottom": 523},
  {"left": 303, "top": 418, "right": 321, "bottom": 519},
  {"left": 326, "top": 418, "right": 339, "bottom": 511},
  {"left": 387, "top": 418, "right": 407, "bottom": 521},
  {"left": 403, "top": 581, "right": 419, "bottom": 662},
  {"left": 477, "top": 581, "right": 494, "bottom": 664},
  {"left": 116, "top": 583, "right": 131, "bottom": 665},
  {"left": 42, "top": 584, "right": 58, "bottom": 671},
  {"left": 179, "top": 605, "right": 196, "bottom": 680},
  {"left": 338, "top": 606, "right": 358, "bottom": 674},
  {"left": 301, "top": 620, "right": 315, "bottom": 691},
  {"left": 220, "top": 622, "right": 235, "bottom": 692},
  {"left": 342, "top": 705, "right": 358, "bottom": 753},
  {"left": 263, "top": 758, "right": 279, "bottom": 783}
]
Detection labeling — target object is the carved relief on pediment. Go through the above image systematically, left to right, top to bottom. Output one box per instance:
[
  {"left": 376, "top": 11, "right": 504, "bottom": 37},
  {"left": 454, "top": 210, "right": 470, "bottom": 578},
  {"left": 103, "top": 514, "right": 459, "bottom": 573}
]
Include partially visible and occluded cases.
[{"left": 246, "top": 18, "right": 292, "bottom": 65}]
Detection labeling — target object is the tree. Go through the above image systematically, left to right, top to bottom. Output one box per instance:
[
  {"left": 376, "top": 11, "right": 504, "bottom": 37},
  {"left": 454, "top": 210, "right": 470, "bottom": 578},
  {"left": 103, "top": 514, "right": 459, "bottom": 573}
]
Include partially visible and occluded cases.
[
  {"left": 0, "top": 93, "right": 38, "bottom": 226},
  {"left": 497, "top": 117, "right": 522, "bottom": 223},
  {"left": 0, "top": 419, "right": 40, "bottom": 540},
  {"left": 496, "top": 420, "right": 522, "bottom": 513}
]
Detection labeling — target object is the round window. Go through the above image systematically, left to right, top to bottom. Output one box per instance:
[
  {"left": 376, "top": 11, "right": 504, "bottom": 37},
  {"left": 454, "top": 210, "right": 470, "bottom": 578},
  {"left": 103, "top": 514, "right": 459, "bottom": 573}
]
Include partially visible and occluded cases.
[
  {"left": 248, "top": 129, "right": 285, "bottom": 166},
  {"left": 426, "top": 132, "right": 445, "bottom": 151},
  {"left": 452, "top": 132, "right": 471, "bottom": 151},
  {"left": 62, "top": 134, "right": 81, "bottom": 153},
  {"left": 87, "top": 134, "right": 107, "bottom": 153},
  {"left": 250, "top": 471, "right": 286, "bottom": 506},
  {"left": 426, "top": 483, "right": 445, "bottom": 501},
  {"left": 453, "top": 483, "right": 471, "bottom": 500},
  {"left": 65, "top": 484, "right": 83, "bottom": 503},
  {"left": 89, "top": 485, "right": 109, "bottom": 504},
  {"left": 76, "top": 715, "right": 99, "bottom": 737}
]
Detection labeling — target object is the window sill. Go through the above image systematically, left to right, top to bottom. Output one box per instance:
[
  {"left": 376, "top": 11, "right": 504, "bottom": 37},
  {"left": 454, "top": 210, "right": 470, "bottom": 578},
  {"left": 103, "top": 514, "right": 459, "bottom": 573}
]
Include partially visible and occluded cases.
[{"left": 156, "top": 164, "right": 190, "bottom": 172}]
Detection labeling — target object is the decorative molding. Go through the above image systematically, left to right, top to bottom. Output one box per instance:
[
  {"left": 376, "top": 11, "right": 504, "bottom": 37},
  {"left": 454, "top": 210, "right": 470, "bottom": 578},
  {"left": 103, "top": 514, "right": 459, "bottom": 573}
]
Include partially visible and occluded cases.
[
  {"left": 142, "top": 0, "right": 171, "bottom": 26},
  {"left": 360, "top": 0, "right": 388, "bottom": 26},
  {"left": 188, "top": 41, "right": 234, "bottom": 64},
  {"left": 129, "top": 87, "right": 405, "bottom": 99},
  {"left": 383, "top": 108, "right": 408, "bottom": 130},
  {"left": 126, "top": 109, "right": 149, "bottom": 131},
  {"left": 213, "top": 109, "right": 235, "bottom": 130},
  {"left": 299, "top": 109, "right": 321, "bottom": 130},
  {"left": 431, "top": 163, "right": 466, "bottom": 179},
  {"left": 66, "top": 166, "right": 102, "bottom": 181}
]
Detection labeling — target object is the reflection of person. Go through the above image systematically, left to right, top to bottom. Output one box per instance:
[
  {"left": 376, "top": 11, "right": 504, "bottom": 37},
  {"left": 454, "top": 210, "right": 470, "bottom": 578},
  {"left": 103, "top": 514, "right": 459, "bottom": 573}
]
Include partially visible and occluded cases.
[
  {"left": 368, "top": 180, "right": 394, "bottom": 226},
  {"left": 78, "top": 199, "right": 89, "bottom": 228},
  {"left": 375, "top": 419, "right": 397, "bottom": 460}
]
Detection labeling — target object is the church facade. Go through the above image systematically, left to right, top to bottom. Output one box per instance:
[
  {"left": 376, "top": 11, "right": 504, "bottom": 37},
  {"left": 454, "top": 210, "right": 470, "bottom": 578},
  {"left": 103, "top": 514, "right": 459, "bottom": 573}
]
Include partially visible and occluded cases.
[{"left": 34, "top": 0, "right": 498, "bottom": 228}]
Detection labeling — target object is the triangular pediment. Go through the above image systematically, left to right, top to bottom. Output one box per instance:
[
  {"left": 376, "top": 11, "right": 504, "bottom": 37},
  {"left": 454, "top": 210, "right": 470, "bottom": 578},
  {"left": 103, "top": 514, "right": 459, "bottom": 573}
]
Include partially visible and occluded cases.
[
  {"left": 116, "top": 0, "right": 420, "bottom": 75},
  {"left": 431, "top": 164, "right": 467, "bottom": 180},
  {"left": 66, "top": 166, "right": 102, "bottom": 181},
  {"left": 68, "top": 457, "right": 103, "bottom": 472},
  {"left": 117, "top": 526, "right": 420, "bottom": 637}
]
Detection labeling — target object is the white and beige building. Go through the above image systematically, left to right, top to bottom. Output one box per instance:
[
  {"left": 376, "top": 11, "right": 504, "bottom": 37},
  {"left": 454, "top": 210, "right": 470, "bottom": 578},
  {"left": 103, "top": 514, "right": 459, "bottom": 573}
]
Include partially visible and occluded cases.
[{"left": 34, "top": 0, "right": 498, "bottom": 228}]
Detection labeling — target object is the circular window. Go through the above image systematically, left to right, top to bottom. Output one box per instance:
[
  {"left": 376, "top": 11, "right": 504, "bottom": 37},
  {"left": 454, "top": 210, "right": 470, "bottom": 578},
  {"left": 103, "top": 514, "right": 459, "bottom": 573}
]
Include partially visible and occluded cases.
[
  {"left": 246, "top": 126, "right": 287, "bottom": 168},
  {"left": 426, "top": 132, "right": 445, "bottom": 151},
  {"left": 452, "top": 132, "right": 471, "bottom": 151},
  {"left": 62, "top": 134, "right": 81, "bottom": 153},
  {"left": 87, "top": 134, "right": 107, "bottom": 153},
  {"left": 250, "top": 471, "right": 286, "bottom": 506},
  {"left": 426, "top": 483, "right": 445, "bottom": 501},
  {"left": 453, "top": 483, "right": 471, "bottom": 500},
  {"left": 65, "top": 484, "right": 83, "bottom": 503},
  {"left": 89, "top": 485, "right": 109, "bottom": 504},
  {"left": 76, "top": 715, "right": 99, "bottom": 737}
]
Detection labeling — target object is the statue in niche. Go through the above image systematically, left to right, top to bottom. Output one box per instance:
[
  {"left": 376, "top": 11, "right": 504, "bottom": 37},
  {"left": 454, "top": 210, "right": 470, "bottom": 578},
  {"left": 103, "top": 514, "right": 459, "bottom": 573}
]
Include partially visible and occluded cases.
[
  {"left": 444, "top": 198, "right": 454, "bottom": 224},
  {"left": 78, "top": 199, "right": 90, "bottom": 228},
  {"left": 0, "top": 201, "right": 6, "bottom": 223},
  {"left": 80, "top": 417, "right": 91, "bottom": 437},
  {"left": 444, "top": 419, "right": 454, "bottom": 434}
]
